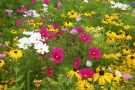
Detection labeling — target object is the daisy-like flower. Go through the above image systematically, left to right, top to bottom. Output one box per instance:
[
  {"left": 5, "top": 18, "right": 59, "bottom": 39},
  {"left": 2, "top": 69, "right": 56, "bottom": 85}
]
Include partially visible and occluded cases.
[
  {"left": 43, "top": 0, "right": 50, "bottom": 5},
  {"left": 17, "top": 8, "right": 26, "bottom": 13},
  {"left": 5, "top": 9, "right": 13, "bottom": 16},
  {"left": 67, "top": 10, "right": 78, "bottom": 18},
  {"left": 61, "top": 14, "right": 66, "bottom": 19},
  {"left": 16, "top": 20, "right": 22, "bottom": 25},
  {"left": 64, "top": 21, "right": 73, "bottom": 27},
  {"left": 38, "top": 28, "right": 49, "bottom": 38},
  {"left": 75, "top": 28, "right": 83, "bottom": 33},
  {"left": 70, "top": 29, "right": 78, "bottom": 34},
  {"left": 23, "top": 31, "right": 34, "bottom": 35},
  {"left": 29, "top": 33, "right": 42, "bottom": 43},
  {"left": 78, "top": 33, "right": 91, "bottom": 44},
  {"left": 17, "top": 37, "right": 32, "bottom": 50},
  {"left": 34, "top": 41, "right": 49, "bottom": 54},
  {"left": 50, "top": 47, "right": 64, "bottom": 63},
  {"left": 88, "top": 47, "right": 101, "bottom": 60},
  {"left": 122, "top": 48, "right": 131, "bottom": 55},
  {"left": 9, "top": 49, "right": 22, "bottom": 59},
  {"left": 39, "top": 52, "right": 46, "bottom": 59},
  {"left": 0, "top": 53, "right": 6, "bottom": 58},
  {"left": 126, "top": 54, "right": 135, "bottom": 66},
  {"left": 74, "top": 58, "right": 81, "bottom": 68},
  {"left": 0, "top": 60, "right": 5, "bottom": 68},
  {"left": 86, "top": 60, "right": 92, "bottom": 67},
  {"left": 46, "top": 67, "right": 53, "bottom": 77},
  {"left": 68, "top": 68, "right": 81, "bottom": 80},
  {"left": 77, "top": 68, "right": 95, "bottom": 78},
  {"left": 93, "top": 69, "right": 113, "bottom": 85},
  {"left": 115, "top": 70, "right": 122, "bottom": 77},
  {"left": 123, "top": 74, "right": 133, "bottom": 80}
]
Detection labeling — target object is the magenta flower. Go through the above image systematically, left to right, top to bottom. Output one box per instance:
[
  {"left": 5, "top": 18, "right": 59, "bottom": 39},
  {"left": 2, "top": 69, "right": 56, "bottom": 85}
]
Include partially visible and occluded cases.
[
  {"left": 30, "top": 0, "right": 37, "bottom": 4},
  {"left": 43, "top": 0, "right": 50, "bottom": 5},
  {"left": 57, "top": 2, "right": 62, "bottom": 9},
  {"left": 17, "top": 8, "right": 26, "bottom": 13},
  {"left": 5, "top": 9, "right": 13, "bottom": 16},
  {"left": 16, "top": 20, "right": 22, "bottom": 25},
  {"left": 53, "top": 24, "right": 60, "bottom": 29},
  {"left": 38, "top": 28, "right": 49, "bottom": 38},
  {"left": 61, "top": 28, "right": 68, "bottom": 32},
  {"left": 76, "top": 28, "right": 83, "bottom": 33},
  {"left": 70, "top": 29, "right": 78, "bottom": 34},
  {"left": 56, "top": 31, "right": 62, "bottom": 36},
  {"left": 48, "top": 33, "right": 55, "bottom": 38},
  {"left": 78, "top": 33, "right": 91, "bottom": 44},
  {"left": 72, "top": 39, "right": 76, "bottom": 42},
  {"left": 0, "top": 43, "right": 2, "bottom": 47},
  {"left": 2, "top": 45, "right": 7, "bottom": 48},
  {"left": 50, "top": 47, "right": 64, "bottom": 63},
  {"left": 88, "top": 47, "right": 101, "bottom": 60},
  {"left": 39, "top": 52, "right": 46, "bottom": 59},
  {"left": 0, "top": 53, "right": 6, "bottom": 58},
  {"left": 74, "top": 58, "right": 81, "bottom": 68},
  {"left": 46, "top": 67, "right": 53, "bottom": 77},
  {"left": 77, "top": 68, "right": 95, "bottom": 78},
  {"left": 123, "top": 74, "right": 133, "bottom": 80},
  {"left": 37, "top": 80, "right": 42, "bottom": 83}
]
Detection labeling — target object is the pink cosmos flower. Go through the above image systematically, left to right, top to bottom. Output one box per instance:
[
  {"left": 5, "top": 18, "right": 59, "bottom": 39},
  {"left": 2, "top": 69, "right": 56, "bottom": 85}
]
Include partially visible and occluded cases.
[
  {"left": 30, "top": 0, "right": 37, "bottom": 4},
  {"left": 43, "top": 0, "right": 50, "bottom": 5},
  {"left": 57, "top": 2, "right": 62, "bottom": 9},
  {"left": 17, "top": 8, "right": 26, "bottom": 13},
  {"left": 5, "top": 9, "right": 13, "bottom": 16},
  {"left": 132, "top": 10, "right": 135, "bottom": 14},
  {"left": 76, "top": 15, "right": 82, "bottom": 21},
  {"left": 16, "top": 20, "right": 22, "bottom": 25},
  {"left": 53, "top": 24, "right": 60, "bottom": 29},
  {"left": 38, "top": 28, "right": 49, "bottom": 38},
  {"left": 61, "top": 28, "right": 68, "bottom": 32},
  {"left": 76, "top": 28, "right": 83, "bottom": 33},
  {"left": 70, "top": 29, "right": 78, "bottom": 34},
  {"left": 56, "top": 31, "right": 62, "bottom": 36},
  {"left": 0, "top": 33, "right": 2, "bottom": 34},
  {"left": 48, "top": 33, "right": 55, "bottom": 38},
  {"left": 78, "top": 33, "right": 91, "bottom": 44},
  {"left": 0, "top": 43, "right": 2, "bottom": 47},
  {"left": 2, "top": 45, "right": 7, "bottom": 48},
  {"left": 50, "top": 47, "right": 64, "bottom": 63},
  {"left": 88, "top": 47, "right": 101, "bottom": 60},
  {"left": 39, "top": 52, "right": 46, "bottom": 59},
  {"left": 0, "top": 53, "right": 6, "bottom": 58},
  {"left": 74, "top": 58, "right": 81, "bottom": 68},
  {"left": 46, "top": 67, "right": 53, "bottom": 77},
  {"left": 77, "top": 68, "right": 95, "bottom": 78},
  {"left": 123, "top": 74, "right": 133, "bottom": 80},
  {"left": 37, "top": 80, "right": 42, "bottom": 83}
]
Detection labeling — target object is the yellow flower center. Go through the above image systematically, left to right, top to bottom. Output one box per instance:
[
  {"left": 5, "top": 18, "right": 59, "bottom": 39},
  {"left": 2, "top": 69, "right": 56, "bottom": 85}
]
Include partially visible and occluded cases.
[
  {"left": 42, "top": 33, "right": 45, "bottom": 36},
  {"left": 36, "top": 38, "right": 38, "bottom": 41},
  {"left": 84, "top": 38, "right": 86, "bottom": 40},
  {"left": 24, "top": 43, "right": 26, "bottom": 45},
  {"left": 40, "top": 48, "right": 43, "bottom": 50},
  {"left": 93, "top": 52, "right": 95, "bottom": 55},
  {"left": 56, "top": 55, "right": 59, "bottom": 58},
  {"left": 76, "top": 62, "right": 77, "bottom": 64},
  {"left": 50, "top": 70, "right": 52, "bottom": 72},
  {"left": 84, "top": 75, "right": 87, "bottom": 76}
]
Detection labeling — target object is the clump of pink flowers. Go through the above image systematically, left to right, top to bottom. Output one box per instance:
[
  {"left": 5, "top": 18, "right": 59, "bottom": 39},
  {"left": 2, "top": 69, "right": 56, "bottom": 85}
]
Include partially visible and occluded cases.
[
  {"left": 43, "top": 0, "right": 50, "bottom": 5},
  {"left": 57, "top": 2, "right": 62, "bottom": 9},
  {"left": 5, "top": 9, "right": 13, "bottom": 16},
  {"left": 16, "top": 20, "right": 22, "bottom": 25},
  {"left": 78, "top": 33, "right": 91, "bottom": 44},
  {"left": 50, "top": 47, "right": 64, "bottom": 63},
  {"left": 88, "top": 47, "right": 101, "bottom": 60},
  {"left": 123, "top": 74, "right": 133, "bottom": 80}
]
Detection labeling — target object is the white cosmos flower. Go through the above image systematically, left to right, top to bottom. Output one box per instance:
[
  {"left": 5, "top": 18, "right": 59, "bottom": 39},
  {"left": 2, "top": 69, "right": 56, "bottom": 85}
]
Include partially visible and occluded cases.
[
  {"left": 84, "top": 0, "right": 88, "bottom": 3},
  {"left": 23, "top": 31, "right": 34, "bottom": 35},
  {"left": 29, "top": 33, "right": 42, "bottom": 43},
  {"left": 17, "top": 37, "right": 32, "bottom": 49},
  {"left": 34, "top": 41, "right": 49, "bottom": 54},
  {"left": 86, "top": 60, "right": 92, "bottom": 67},
  {"left": 107, "top": 67, "right": 112, "bottom": 72},
  {"left": 115, "top": 70, "right": 122, "bottom": 77}
]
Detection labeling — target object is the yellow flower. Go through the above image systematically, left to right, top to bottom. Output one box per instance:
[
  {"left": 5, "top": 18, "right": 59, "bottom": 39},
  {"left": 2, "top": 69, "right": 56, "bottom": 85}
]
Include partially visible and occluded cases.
[
  {"left": 67, "top": 10, "right": 78, "bottom": 18},
  {"left": 61, "top": 14, "right": 66, "bottom": 19},
  {"left": 102, "top": 19, "right": 108, "bottom": 24},
  {"left": 64, "top": 21, "right": 73, "bottom": 27},
  {"left": 11, "top": 30, "right": 17, "bottom": 34},
  {"left": 106, "top": 38, "right": 115, "bottom": 44},
  {"left": 4, "top": 41, "right": 10, "bottom": 45},
  {"left": 133, "top": 42, "right": 135, "bottom": 46},
  {"left": 122, "top": 48, "right": 131, "bottom": 55},
  {"left": 9, "top": 49, "right": 22, "bottom": 59},
  {"left": 102, "top": 54, "right": 110, "bottom": 59},
  {"left": 126, "top": 54, "right": 135, "bottom": 66},
  {"left": 0, "top": 60, "right": 5, "bottom": 68},
  {"left": 68, "top": 69, "right": 81, "bottom": 80}
]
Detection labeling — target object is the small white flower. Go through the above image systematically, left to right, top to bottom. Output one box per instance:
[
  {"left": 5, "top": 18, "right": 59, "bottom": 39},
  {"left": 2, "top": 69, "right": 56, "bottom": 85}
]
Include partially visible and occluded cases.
[
  {"left": 84, "top": 0, "right": 88, "bottom": 3},
  {"left": 23, "top": 31, "right": 34, "bottom": 35},
  {"left": 29, "top": 33, "right": 42, "bottom": 43},
  {"left": 93, "top": 34, "right": 100, "bottom": 38},
  {"left": 17, "top": 37, "right": 32, "bottom": 49},
  {"left": 34, "top": 41, "right": 49, "bottom": 54},
  {"left": 86, "top": 60, "right": 92, "bottom": 67},
  {"left": 107, "top": 67, "right": 112, "bottom": 72},
  {"left": 115, "top": 70, "right": 122, "bottom": 77}
]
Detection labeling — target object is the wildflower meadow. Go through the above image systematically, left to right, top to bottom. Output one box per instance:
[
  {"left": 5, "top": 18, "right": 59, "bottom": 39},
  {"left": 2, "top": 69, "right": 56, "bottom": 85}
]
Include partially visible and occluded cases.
[{"left": 1, "top": 0, "right": 135, "bottom": 90}]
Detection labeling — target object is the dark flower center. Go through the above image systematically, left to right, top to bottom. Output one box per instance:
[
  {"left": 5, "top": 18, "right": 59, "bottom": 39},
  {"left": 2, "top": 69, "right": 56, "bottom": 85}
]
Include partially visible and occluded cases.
[
  {"left": 71, "top": 13, "right": 74, "bottom": 15},
  {"left": 67, "top": 22, "right": 69, "bottom": 24},
  {"left": 125, "top": 33, "right": 128, "bottom": 36},
  {"left": 126, "top": 49, "right": 128, "bottom": 51},
  {"left": 14, "top": 51, "right": 17, "bottom": 53},
  {"left": 131, "top": 56, "right": 134, "bottom": 59},
  {"left": 0, "top": 61, "right": 1, "bottom": 63},
  {"left": 73, "top": 68, "right": 77, "bottom": 71},
  {"left": 99, "top": 70, "right": 104, "bottom": 75},
  {"left": 113, "top": 74, "right": 116, "bottom": 77},
  {"left": 84, "top": 86, "right": 88, "bottom": 89}
]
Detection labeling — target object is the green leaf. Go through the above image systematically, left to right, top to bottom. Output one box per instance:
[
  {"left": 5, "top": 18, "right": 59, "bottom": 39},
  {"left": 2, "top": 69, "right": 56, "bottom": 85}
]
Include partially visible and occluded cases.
[
  {"left": 41, "top": 66, "right": 47, "bottom": 70},
  {"left": 14, "top": 67, "right": 20, "bottom": 72},
  {"left": 28, "top": 70, "right": 33, "bottom": 73},
  {"left": 16, "top": 75, "right": 24, "bottom": 82},
  {"left": 19, "top": 81, "right": 25, "bottom": 89},
  {"left": 6, "top": 88, "right": 15, "bottom": 90},
  {"left": 42, "top": 88, "right": 49, "bottom": 90}
]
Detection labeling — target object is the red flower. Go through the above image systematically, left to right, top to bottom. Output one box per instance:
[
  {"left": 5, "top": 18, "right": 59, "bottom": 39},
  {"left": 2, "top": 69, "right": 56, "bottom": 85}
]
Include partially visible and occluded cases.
[
  {"left": 30, "top": 0, "right": 37, "bottom": 5},
  {"left": 76, "top": 28, "right": 83, "bottom": 33},
  {"left": 56, "top": 31, "right": 62, "bottom": 36},
  {"left": 78, "top": 33, "right": 91, "bottom": 44},
  {"left": 72, "top": 39, "right": 76, "bottom": 42},
  {"left": 50, "top": 47, "right": 64, "bottom": 63},
  {"left": 88, "top": 47, "right": 101, "bottom": 60},
  {"left": 39, "top": 52, "right": 46, "bottom": 59},
  {"left": 74, "top": 58, "right": 81, "bottom": 68},
  {"left": 46, "top": 67, "right": 53, "bottom": 77},
  {"left": 77, "top": 68, "right": 95, "bottom": 78}
]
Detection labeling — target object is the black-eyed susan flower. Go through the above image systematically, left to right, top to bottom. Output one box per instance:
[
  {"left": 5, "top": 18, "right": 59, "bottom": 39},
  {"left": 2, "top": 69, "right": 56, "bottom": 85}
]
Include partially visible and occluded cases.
[
  {"left": 67, "top": 10, "right": 78, "bottom": 18},
  {"left": 61, "top": 14, "right": 66, "bottom": 19},
  {"left": 64, "top": 21, "right": 73, "bottom": 27},
  {"left": 11, "top": 30, "right": 17, "bottom": 34},
  {"left": 106, "top": 38, "right": 115, "bottom": 44},
  {"left": 122, "top": 48, "right": 131, "bottom": 55},
  {"left": 8, "top": 49, "right": 22, "bottom": 59},
  {"left": 126, "top": 54, "right": 135, "bottom": 66},
  {"left": 0, "top": 59, "right": 5, "bottom": 68},
  {"left": 68, "top": 68, "right": 81, "bottom": 80},
  {"left": 93, "top": 69, "right": 113, "bottom": 85}
]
